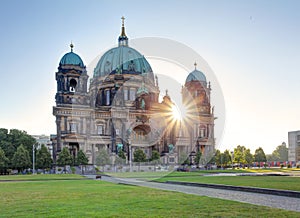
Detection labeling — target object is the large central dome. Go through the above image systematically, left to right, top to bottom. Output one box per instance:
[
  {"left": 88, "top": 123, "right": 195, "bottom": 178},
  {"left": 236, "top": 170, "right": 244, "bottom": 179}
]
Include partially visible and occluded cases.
[
  {"left": 93, "top": 17, "right": 153, "bottom": 81},
  {"left": 93, "top": 46, "right": 153, "bottom": 78}
]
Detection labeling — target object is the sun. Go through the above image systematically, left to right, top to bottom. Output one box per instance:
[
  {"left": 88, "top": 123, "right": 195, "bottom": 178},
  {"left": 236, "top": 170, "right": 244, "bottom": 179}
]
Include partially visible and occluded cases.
[{"left": 171, "top": 104, "right": 181, "bottom": 121}]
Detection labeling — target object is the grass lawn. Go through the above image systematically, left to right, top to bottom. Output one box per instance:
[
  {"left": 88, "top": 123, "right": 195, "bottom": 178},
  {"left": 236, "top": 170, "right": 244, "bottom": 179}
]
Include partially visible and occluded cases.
[
  {"left": 155, "top": 172, "right": 300, "bottom": 191},
  {"left": 0, "top": 174, "right": 85, "bottom": 181},
  {"left": 0, "top": 175, "right": 299, "bottom": 217}
]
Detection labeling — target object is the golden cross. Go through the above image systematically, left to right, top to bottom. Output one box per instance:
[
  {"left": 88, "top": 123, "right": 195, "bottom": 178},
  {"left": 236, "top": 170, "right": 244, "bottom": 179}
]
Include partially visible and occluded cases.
[
  {"left": 121, "top": 16, "right": 125, "bottom": 26},
  {"left": 194, "top": 62, "right": 197, "bottom": 69}
]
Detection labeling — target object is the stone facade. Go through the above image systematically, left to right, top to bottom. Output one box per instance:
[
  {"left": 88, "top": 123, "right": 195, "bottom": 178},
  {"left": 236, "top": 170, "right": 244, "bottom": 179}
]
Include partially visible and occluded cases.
[
  {"left": 52, "top": 20, "right": 215, "bottom": 165},
  {"left": 288, "top": 130, "right": 300, "bottom": 162}
]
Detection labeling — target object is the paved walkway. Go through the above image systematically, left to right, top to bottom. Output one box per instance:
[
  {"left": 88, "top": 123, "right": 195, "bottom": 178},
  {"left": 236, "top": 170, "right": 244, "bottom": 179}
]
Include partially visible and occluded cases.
[{"left": 99, "top": 175, "right": 300, "bottom": 212}]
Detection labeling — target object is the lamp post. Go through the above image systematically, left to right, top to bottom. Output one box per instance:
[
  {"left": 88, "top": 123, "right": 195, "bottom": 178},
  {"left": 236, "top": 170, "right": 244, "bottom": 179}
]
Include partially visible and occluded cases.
[
  {"left": 32, "top": 143, "right": 39, "bottom": 174},
  {"left": 32, "top": 144, "right": 36, "bottom": 174},
  {"left": 231, "top": 151, "right": 234, "bottom": 169}
]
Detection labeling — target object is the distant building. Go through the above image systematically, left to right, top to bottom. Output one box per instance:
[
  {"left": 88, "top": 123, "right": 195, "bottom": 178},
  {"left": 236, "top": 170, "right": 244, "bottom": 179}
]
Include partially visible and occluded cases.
[
  {"left": 288, "top": 130, "right": 300, "bottom": 162},
  {"left": 32, "top": 134, "right": 53, "bottom": 157}
]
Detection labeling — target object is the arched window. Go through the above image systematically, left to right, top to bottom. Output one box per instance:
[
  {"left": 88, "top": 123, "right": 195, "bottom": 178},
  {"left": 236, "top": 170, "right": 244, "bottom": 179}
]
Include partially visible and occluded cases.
[
  {"left": 69, "top": 79, "right": 77, "bottom": 92},
  {"left": 124, "top": 88, "right": 128, "bottom": 101},
  {"left": 129, "top": 88, "right": 136, "bottom": 101},
  {"left": 105, "top": 90, "right": 110, "bottom": 105}
]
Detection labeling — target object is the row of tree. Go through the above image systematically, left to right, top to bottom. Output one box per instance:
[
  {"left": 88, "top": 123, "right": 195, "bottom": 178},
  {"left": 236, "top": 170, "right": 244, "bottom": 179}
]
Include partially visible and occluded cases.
[
  {"left": 212, "top": 143, "right": 288, "bottom": 168},
  {"left": 0, "top": 144, "right": 52, "bottom": 172},
  {"left": 212, "top": 146, "right": 267, "bottom": 168},
  {"left": 94, "top": 148, "right": 161, "bottom": 168}
]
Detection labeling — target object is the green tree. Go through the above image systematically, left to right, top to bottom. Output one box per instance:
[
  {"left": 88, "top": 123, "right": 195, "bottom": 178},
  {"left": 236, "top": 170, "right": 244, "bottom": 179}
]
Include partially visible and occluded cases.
[
  {"left": 0, "top": 128, "right": 36, "bottom": 165},
  {"left": 7, "top": 129, "right": 36, "bottom": 159},
  {"left": 271, "top": 142, "right": 288, "bottom": 162},
  {"left": 12, "top": 144, "right": 31, "bottom": 172},
  {"left": 36, "top": 144, "right": 53, "bottom": 170},
  {"left": 234, "top": 145, "right": 246, "bottom": 166},
  {"left": 0, "top": 147, "right": 9, "bottom": 170},
  {"left": 57, "top": 147, "right": 73, "bottom": 170},
  {"left": 254, "top": 147, "right": 267, "bottom": 168},
  {"left": 96, "top": 148, "right": 111, "bottom": 171},
  {"left": 133, "top": 148, "right": 146, "bottom": 172},
  {"left": 133, "top": 149, "right": 146, "bottom": 163},
  {"left": 244, "top": 149, "right": 253, "bottom": 168},
  {"left": 76, "top": 150, "right": 89, "bottom": 165},
  {"left": 115, "top": 150, "right": 126, "bottom": 166},
  {"left": 150, "top": 150, "right": 160, "bottom": 162},
  {"left": 214, "top": 150, "right": 221, "bottom": 166},
  {"left": 222, "top": 150, "right": 232, "bottom": 167},
  {"left": 194, "top": 151, "right": 202, "bottom": 167},
  {"left": 179, "top": 152, "right": 189, "bottom": 165}
]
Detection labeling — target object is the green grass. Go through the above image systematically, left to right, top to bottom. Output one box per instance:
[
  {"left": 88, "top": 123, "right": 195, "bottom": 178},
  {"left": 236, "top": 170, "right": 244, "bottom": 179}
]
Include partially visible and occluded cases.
[
  {"left": 155, "top": 172, "right": 300, "bottom": 191},
  {"left": 0, "top": 174, "right": 85, "bottom": 181},
  {"left": 0, "top": 175, "right": 299, "bottom": 217}
]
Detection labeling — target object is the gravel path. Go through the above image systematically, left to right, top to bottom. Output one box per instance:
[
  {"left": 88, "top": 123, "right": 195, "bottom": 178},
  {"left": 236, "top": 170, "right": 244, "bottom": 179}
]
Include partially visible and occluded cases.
[{"left": 99, "top": 175, "right": 300, "bottom": 212}]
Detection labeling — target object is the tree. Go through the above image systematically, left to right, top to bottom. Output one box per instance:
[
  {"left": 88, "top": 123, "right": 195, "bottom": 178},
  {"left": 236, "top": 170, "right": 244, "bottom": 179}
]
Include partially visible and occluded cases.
[
  {"left": 0, "top": 128, "right": 36, "bottom": 165},
  {"left": 7, "top": 129, "right": 36, "bottom": 159},
  {"left": 271, "top": 142, "right": 288, "bottom": 162},
  {"left": 12, "top": 144, "right": 31, "bottom": 172},
  {"left": 36, "top": 144, "right": 53, "bottom": 170},
  {"left": 233, "top": 145, "right": 246, "bottom": 166},
  {"left": 0, "top": 147, "right": 9, "bottom": 171},
  {"left": 57, "top": 147, "right": 73, "bottom": 170},
  {"left": 254, "top": 147, "right": 267, "bottom": 168},
  {"left": 96, "top": 148, "right": 111, "bottom": 171},
  {"left": 133, "top": 148, "right": 146, "bottom": 172},
  {"left": 133, "top": 149, "right": 146, "bottom": 163},
  {"left": 244, "top": 149, "right": 253, "bottom": 168},
  {"left": 76, "top": 150, "right": 89, "bottom": 165},
  {"left": 115, "top": 150, "right": 126, "bottom": 166},
  {"left": 150, "top": 150, "right": 160, "bottom": 163},
  {"left": 214, "top": 150, "right": 221, "bottom": 167},
  {"left": 222, "top": 150, "right": 232, "bottom": 167},
  {"left": 194, "top": 151, "right": 202, "bottom": 167},
  {"left": 179, "top": 152, "right": 189, "bottom": 165}
]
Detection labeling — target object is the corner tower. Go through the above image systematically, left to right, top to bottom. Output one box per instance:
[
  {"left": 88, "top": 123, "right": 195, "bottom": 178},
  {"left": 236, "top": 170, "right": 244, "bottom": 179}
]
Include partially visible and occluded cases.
[
  {"left": 53, "top": 44, "right": 89, "bottom": 161},
  {"left": 182, "top": 63, "right": 215, "bottom": 163}
]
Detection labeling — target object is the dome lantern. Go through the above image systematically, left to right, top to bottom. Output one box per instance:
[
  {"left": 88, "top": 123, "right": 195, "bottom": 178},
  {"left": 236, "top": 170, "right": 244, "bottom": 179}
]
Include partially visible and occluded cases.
[
  {"left": 118, "top": 16, "right": 128, "bottom": 46},
  {"left": 59, "top": 43, "right": 84, "bottom": 68}
]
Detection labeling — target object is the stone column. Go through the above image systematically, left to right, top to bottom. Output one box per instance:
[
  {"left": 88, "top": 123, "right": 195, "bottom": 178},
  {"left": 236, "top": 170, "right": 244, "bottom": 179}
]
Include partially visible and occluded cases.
[
  {"left": 56, "top": 116, "right": 62, "bottom": 152},
  {"left": 92, "top": 144, "right": 95, "bottom": 165}
]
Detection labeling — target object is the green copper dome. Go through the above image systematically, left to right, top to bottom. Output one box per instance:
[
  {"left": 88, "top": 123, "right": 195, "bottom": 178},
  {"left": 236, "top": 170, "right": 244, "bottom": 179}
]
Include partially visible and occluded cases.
[
  {"left": 93, "top": 17, "right": 154, "bottom": 82},
  {"left": 59, "top": 44, "right": 84, "bottom": 68},
  {"left": 93, "top": 46, "right": 153, "bottom": 78},
  {"left": 186, "top": 63, "right": 207, "bottom": 83}
]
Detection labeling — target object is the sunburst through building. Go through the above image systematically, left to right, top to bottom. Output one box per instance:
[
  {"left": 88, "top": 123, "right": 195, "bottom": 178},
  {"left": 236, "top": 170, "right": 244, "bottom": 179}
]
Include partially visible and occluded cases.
[{"left": 51, "top": 17, "right": 215, "bottom": 169}]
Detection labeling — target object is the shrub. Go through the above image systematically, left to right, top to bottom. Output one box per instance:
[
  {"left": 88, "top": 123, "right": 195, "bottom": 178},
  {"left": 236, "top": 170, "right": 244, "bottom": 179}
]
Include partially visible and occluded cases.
[
  {"left": 280, "top": 164, "right": 284, "bottom": 169},
  {"left": 287, "top": 164, "right": 291, "bottom": 168}
]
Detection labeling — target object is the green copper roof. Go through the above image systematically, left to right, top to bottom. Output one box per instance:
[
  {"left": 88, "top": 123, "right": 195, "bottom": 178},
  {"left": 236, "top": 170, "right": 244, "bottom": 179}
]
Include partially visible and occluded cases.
[
  {"left": 93, "top": 46, "right": 153, "bottom": 79},
  {"left": 59, "top": 51, "right": 84, "bottom": 67},
  {"left": 186, "top": 69, "right": 207, "bottom": 83}
]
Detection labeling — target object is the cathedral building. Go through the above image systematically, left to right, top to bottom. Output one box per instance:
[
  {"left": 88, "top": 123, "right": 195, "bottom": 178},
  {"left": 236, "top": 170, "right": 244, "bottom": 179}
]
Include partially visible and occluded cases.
[{"left": 52, "top": 18, "right": 215, "bottom": 165}]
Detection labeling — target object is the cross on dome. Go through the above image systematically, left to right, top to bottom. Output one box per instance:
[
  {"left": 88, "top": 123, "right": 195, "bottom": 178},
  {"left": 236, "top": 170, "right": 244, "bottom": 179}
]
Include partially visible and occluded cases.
[{"left": 70, "top": 42, "right": 74, "bottom": 52}]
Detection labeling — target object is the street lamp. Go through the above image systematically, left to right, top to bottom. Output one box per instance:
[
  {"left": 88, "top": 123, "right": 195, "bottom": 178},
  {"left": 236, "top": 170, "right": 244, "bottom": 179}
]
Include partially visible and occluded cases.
[{"left": 32, "top": 143, "right": 39, "bottom": 174}]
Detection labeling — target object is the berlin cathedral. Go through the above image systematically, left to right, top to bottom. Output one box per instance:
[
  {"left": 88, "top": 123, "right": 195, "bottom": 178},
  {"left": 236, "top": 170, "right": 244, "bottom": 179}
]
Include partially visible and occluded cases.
[{"left": 52, "top": 18, "right": 215, "bottom": 165}]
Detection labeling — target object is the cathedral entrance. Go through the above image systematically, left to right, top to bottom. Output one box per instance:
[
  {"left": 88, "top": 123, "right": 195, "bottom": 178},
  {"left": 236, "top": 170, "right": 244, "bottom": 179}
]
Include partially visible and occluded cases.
[{"left": 69, "top": 143, "right": 79, "bottom": 161}]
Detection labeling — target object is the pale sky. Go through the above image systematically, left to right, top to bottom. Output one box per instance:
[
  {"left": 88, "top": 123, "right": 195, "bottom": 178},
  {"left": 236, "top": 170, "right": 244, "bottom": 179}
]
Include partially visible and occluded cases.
[{"left": 0, "top": 0, "right": 299, "bottom": 154}]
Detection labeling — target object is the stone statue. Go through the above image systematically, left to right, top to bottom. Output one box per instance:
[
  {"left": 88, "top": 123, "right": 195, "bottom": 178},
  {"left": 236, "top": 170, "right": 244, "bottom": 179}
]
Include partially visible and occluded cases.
[{"left": 168, "top": 144, "right": 174, "bottom": 153}]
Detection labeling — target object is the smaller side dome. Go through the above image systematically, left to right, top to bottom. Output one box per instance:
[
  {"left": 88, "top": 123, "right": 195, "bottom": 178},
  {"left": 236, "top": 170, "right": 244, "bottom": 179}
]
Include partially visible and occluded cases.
[
  {"left": 59, "top": 43, "right": 84, "bottom": 68},
  {"left": 185, "top": 62, "right": 207, "bottom": 83}
]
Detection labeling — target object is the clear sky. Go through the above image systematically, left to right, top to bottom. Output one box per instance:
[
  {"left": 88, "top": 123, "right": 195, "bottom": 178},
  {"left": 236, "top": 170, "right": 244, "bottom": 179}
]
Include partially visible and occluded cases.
[{"left": 0, "top": 0, "right": 299, "bottom": 154}]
